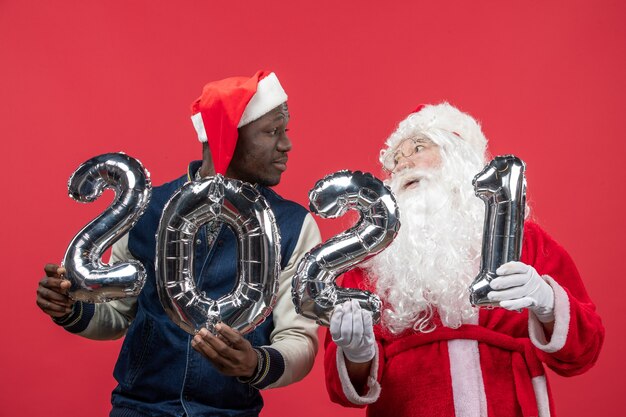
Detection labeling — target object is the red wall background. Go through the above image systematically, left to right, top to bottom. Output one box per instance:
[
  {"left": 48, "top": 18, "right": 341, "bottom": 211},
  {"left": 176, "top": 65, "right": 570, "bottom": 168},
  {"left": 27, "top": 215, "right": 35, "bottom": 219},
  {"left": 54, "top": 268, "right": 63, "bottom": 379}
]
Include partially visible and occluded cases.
[{"left": 1, "top": 1, "right": 625, "bottom": 416}]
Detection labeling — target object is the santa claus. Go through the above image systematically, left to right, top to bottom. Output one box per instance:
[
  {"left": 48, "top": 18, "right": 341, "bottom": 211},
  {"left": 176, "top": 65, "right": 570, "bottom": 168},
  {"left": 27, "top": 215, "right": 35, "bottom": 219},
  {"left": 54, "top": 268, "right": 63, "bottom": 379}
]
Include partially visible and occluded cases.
[{"left": 324, "top": 103, "right": 604, "bottom": 417}]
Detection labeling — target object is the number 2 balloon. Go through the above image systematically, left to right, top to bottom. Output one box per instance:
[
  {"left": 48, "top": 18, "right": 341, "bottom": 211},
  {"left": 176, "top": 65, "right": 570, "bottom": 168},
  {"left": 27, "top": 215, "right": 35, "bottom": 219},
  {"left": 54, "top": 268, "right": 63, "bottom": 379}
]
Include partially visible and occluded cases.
[
  {"left": 62, "top": 152, "right": 152, "bottom": 302},
  {"left": 292, "top": 170, "right": 400, "bottom": 326}
]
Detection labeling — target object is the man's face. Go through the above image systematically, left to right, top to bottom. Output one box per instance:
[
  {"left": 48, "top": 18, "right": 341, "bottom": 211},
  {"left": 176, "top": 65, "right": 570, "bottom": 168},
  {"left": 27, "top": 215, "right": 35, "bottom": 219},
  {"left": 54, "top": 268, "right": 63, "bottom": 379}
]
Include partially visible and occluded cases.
[
  {"left": 226, "top": 103, "right": 291, "bottom": 186},
  {"left": 387, "top": 137, "right": 442, "bottom": 192}
]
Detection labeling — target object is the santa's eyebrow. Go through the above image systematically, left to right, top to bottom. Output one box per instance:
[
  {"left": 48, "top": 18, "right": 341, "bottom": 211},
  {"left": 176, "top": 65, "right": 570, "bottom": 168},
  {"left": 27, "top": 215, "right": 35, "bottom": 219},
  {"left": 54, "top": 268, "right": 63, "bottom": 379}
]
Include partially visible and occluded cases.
[{"left": 393, "top": 138, "right": 428, "bottom": 151}]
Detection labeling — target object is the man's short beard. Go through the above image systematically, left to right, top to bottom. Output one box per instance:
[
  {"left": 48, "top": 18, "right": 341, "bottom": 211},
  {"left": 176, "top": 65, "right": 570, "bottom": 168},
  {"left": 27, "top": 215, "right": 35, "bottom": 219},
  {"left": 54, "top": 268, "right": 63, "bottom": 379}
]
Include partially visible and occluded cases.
[{"left": 364, "top": 137, "right": 486, "bottom": 334}]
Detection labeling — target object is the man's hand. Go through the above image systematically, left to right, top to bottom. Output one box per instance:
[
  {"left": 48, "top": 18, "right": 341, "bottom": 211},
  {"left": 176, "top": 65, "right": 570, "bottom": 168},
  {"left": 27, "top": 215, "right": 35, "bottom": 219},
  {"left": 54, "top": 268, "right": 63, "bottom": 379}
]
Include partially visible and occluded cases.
[
  {"left": 488, "top": 261, "right": 555, "bottom": 323},
  {"left": 37, "top": 264, "right": 74, "bottom": 318},
  {"left": 330, "top": 299, "right": 376, "bottom": 363},
  {"left": 191, "top": 323, "right": 258, "bottom": 377}
]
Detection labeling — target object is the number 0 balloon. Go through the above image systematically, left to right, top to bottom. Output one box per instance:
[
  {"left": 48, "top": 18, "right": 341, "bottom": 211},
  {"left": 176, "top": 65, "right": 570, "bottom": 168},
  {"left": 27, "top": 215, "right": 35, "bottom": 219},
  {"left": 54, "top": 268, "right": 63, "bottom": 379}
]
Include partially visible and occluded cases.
[
  {"left": 62, "top": 152, "right": 152, "bottom": 302},
  {"left": 469, "top": 155, "right": 526, "bottom": 306},
  {"left": 292, "top": 170, "right": 400, "bottom": 326},
  {"left": 155, "top": 175, "right": 281, "bottom": 335}
]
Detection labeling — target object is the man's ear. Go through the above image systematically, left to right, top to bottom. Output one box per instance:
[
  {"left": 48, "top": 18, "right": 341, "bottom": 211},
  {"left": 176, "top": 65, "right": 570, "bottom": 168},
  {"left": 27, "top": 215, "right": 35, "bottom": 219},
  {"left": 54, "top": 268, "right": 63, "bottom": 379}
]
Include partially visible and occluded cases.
[{"left": 201, "top": 142, "right": 216, "bottom": 176}]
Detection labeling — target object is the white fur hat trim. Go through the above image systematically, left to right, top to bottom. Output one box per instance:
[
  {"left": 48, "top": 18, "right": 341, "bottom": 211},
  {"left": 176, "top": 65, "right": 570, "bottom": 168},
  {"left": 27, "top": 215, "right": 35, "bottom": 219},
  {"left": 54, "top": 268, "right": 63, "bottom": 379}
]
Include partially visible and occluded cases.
[{"left": 382, "top": 102, "right": 488, "bottom": 161}]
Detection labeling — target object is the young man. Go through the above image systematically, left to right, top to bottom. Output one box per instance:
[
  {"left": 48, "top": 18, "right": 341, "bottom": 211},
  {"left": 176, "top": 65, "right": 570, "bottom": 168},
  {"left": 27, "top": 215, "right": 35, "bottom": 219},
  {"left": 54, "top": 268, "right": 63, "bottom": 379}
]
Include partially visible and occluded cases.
[
  {"left": 37, "top": 71, "right": 321, "bottom": 417},
  {"left": 324, "top": 103, "right": 604, "bottom": 417}
]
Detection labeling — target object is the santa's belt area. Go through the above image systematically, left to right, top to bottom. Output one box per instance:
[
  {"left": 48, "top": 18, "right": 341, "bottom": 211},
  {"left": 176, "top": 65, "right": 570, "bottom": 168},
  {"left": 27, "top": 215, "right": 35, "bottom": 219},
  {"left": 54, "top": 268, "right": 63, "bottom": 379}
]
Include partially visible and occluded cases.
[{"left": 384, "top": 325, "right": 545, "bottom": 417}]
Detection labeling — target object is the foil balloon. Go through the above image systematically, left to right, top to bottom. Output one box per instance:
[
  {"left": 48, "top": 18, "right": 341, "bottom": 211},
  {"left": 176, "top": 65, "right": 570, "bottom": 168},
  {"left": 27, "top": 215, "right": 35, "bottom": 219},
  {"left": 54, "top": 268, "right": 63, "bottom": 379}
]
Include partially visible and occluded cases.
[
  {"left": 62, "top": 152, "right": 152, "bottom": 302},
  {"left": 469, "top": 155, "right": 526, "bottom": 306},
  {"left": 292, "top": 170, "right": 400, "bottom": 326},
  {"left": 155, "top": 175, "right": 281, "bottom": 336}
]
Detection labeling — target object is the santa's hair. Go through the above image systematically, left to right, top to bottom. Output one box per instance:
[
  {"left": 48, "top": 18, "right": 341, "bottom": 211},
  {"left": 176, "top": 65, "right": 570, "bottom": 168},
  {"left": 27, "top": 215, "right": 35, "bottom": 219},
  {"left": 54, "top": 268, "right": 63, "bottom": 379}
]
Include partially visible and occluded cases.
[{"left": 380, "top": 102, "right": 489, "bottom": 168}]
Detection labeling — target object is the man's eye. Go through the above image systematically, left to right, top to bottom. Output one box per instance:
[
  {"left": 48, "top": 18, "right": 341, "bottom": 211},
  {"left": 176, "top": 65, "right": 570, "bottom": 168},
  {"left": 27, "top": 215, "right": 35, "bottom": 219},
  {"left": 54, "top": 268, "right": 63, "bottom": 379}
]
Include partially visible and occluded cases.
[
  {"left": 268, "top": 127, "right": 288, "bottom": 136},
  {"left": 414, "top": 145, "right": 424, "bottom": 153}
]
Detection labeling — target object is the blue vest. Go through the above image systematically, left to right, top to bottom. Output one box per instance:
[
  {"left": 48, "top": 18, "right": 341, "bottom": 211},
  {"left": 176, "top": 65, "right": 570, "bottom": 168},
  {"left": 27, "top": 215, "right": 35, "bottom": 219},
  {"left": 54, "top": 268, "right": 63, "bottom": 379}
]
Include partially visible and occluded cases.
[{"left": 110, "top": 162, "right": 309, "bottom": 417}]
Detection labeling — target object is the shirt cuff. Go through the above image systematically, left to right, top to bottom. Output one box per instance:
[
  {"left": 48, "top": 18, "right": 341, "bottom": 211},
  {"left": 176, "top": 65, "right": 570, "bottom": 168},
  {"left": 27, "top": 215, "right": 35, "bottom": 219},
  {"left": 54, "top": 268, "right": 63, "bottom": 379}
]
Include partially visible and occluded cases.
[
  {"left": 51, "top": 301, "right": 95, "bottom": 334},
  {"left": 237, "top": 347, "right": 285, "bottom": 389}
]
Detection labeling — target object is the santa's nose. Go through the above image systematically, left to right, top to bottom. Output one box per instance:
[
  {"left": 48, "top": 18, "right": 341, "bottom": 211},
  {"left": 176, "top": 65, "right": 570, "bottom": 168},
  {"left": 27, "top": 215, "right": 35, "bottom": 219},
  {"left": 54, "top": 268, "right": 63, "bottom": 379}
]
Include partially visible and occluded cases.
[{"left": 394, "top": 156, "right": 414, "bottom": 173}]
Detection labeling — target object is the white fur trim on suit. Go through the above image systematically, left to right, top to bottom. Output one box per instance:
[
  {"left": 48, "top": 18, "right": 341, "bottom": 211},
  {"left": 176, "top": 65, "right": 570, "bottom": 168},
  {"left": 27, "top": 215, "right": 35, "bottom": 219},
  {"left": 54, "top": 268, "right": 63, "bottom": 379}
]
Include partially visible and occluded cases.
[
  {"left": 238, "top": 72, "right": 288, "bottom": 127},
  {"left": 381, "top": 102, "right": 488, "bottom": 163},
  {"left": 191, "top": 112, "right": 208, "bottom": 143},
  {"left": 528, "top": 275, "right": 570, "bottom": 353},
  {"left": 448, "top": 312, "right": 488, "bottom": 417},
  {"left": 336, "top": 345, "right": 381, "bottom": 405},
  {"left": 531, "top": 375, "right": 551, "bottom": 417}
]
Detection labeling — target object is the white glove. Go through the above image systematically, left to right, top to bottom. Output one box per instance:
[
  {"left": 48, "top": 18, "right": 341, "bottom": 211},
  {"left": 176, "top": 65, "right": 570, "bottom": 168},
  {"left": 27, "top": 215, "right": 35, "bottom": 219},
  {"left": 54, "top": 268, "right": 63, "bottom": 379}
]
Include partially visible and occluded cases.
[
  {"left": 487, "top": 261, "right": 555, "bottom": 323},
  {"left": 330, "top": 299, "right": 376, "bottom": 363}
]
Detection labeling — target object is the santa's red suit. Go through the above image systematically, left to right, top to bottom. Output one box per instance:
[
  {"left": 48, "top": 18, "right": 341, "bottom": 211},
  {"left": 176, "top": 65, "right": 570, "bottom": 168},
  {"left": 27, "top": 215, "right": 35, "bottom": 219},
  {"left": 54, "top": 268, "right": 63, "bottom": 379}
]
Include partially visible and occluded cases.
[{"left": 324, "top": 222, "right": 604, "bottom": 417}]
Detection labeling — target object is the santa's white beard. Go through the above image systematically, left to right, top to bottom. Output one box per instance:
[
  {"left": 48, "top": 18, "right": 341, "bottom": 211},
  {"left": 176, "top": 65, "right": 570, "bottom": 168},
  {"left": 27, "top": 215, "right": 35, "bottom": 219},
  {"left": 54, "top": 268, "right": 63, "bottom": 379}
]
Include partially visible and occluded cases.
[{"left": 364, "top": 162, "right": 485, "bottom": 334}]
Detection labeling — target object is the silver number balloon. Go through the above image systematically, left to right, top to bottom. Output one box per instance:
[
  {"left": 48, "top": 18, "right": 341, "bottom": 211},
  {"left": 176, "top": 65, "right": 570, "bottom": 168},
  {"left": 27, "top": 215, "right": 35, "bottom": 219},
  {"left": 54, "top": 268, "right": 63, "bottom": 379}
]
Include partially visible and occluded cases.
[
  {"left": 62, "top": 152, "right": 152, "bottom": 302},
  {"left": 469, "top": 155, "right": 526, "bottom": 306},
  {"left": 292, "top": 170, "right": 400, "bottom": 326},
  {"left": 155, "top": 175, "right": 281, "bottom": 335}
]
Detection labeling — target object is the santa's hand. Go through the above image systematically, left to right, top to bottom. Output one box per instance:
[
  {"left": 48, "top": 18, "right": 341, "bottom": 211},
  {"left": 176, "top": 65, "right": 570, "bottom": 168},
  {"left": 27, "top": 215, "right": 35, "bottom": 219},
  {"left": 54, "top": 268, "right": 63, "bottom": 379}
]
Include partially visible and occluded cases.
[
  {"left": 488, "top": 261, "right": 555, "bottom": 323},
  {"left": 330, "top": 299, "right": 376, "bottom": 363}
]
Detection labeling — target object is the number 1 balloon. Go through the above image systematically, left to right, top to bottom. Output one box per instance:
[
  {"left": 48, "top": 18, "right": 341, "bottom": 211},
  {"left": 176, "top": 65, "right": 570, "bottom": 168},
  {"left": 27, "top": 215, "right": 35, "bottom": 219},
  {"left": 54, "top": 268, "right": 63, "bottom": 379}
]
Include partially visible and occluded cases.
[
  {"left": 62, "top": 152, "right": 152, "bottom": 302},
  {"left": 469, "top": 155, "right": 526, "bottom": 306},
  {"left": 292, "top": 170, "right": 400, "bottom": 326},
  {"left": 155, "top": 175, "right": 281, "bottom": 335}
]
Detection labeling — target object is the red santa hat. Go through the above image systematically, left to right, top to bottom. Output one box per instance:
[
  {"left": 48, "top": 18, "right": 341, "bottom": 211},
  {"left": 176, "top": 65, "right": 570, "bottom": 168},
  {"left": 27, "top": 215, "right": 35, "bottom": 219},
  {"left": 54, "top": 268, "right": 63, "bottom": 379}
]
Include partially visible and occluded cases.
[
  {"left": 190, "top": 70, "right": 288, "bottom": 175},
  {"left": 380, "top": 102, "right": 488, "bottom": 165}
]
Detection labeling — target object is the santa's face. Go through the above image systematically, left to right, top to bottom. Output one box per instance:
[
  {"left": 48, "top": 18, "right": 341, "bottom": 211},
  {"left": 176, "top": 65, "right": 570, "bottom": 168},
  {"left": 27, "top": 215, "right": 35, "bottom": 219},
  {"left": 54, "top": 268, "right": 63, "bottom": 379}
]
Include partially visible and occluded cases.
[
  {"left": 383, "top": 137, "right": 442, "bottom": 188},
  {"left": 385, "top": 138, "right": 448, "bottom": 215}
]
